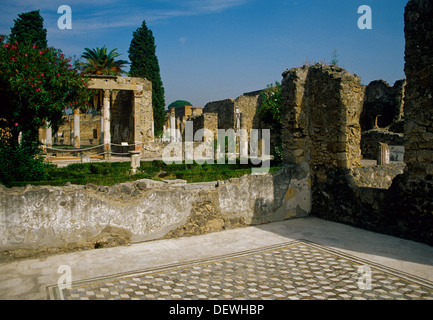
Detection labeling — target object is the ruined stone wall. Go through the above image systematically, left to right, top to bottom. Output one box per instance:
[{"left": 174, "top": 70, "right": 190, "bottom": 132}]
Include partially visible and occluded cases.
[
  {"left": 308, "top": 0, "right": 433, "bottom": 246},
  {"left": 403, "top": 0, "right": 433, "bottom": 178},
  {"left": 281, "top": 64, "right": 364, "bottom": 169},
  {"left": 53, "top": 76, "right": 153, "bottom": 147},
  {"left": 87, "top": 76, "right": 154, "bottom": 146},
  {"left": 132, "top": 79, "right": 153, "bottom": 146},
  {"left": 361, "top": 80, "right": 406, "bottom": 132},
  {"left": 235, "top": 93, "right": 261, "bottom": 133},
  {"left": 204, "top": 99, "right": 235, "bottom": 130},
  {"left": 174, "top": 106, "right": 192, "bottom": 122},
  {"left": 190, "top": 112, "right": 218, "bottom": 141},
  {"left": 54, "top": 114, "right": 101, "bottom": 146},
  {"left": 361, "top": 129, "right": 404, "bottom": 160},
  {"left": 351, "top": 162, "right": 406, "bottom": 189},
  {"left": 0, "top": 164, "right": 310, "bottom": 254}
]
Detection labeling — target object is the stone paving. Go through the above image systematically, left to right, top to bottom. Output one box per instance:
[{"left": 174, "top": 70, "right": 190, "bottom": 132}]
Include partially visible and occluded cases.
[{"left": 47, "top": 240, "right": 433, "bottom": 300}]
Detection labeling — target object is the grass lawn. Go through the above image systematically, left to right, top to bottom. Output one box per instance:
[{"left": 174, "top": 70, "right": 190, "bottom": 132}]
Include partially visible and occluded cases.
[{"left": 7, "top": 160, "right": 281, "bottom": 187}]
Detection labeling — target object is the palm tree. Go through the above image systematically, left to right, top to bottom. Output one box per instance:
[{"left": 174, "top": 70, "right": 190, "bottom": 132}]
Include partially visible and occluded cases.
[{"left": 80, "top": 46, "right": 129, "bottom": 76}]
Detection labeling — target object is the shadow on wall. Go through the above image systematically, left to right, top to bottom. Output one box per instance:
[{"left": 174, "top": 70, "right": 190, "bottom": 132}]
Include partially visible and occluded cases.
[
  {"left": 164, "top": 163, "right": 312, "bottom": 240},
  {"left": 310, "top": 166, "right": 433, "bottom": 247}
]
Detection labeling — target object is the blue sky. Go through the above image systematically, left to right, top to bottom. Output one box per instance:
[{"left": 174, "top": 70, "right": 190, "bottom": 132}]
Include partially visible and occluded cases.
[{"left": 1, "top": 0, "right": 408, "bottom": 108}]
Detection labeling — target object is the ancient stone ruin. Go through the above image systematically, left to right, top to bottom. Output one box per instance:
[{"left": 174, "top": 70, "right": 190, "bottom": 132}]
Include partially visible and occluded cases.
[
  {"left": 1, "top": 0, "right": 432, "bottom": 256},
  {"left": 307, "top": 0, "right": 433, "bottom": 245},
  {"left": 281, "top": 64, "right": 364, "bottom": 169},
  {"left": 39, "top": 75, "right": 154, "bottom": 157}
]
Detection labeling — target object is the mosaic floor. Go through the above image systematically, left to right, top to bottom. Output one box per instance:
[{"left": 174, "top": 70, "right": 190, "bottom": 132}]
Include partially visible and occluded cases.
[{"left": 47, "top": 240, "right": 433, "bottom": 300}]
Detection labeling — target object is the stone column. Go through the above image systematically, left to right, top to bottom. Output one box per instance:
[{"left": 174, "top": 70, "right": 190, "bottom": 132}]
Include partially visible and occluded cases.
[
  {"left": 103, "top": 89, "right": 111, "bottom": 159},
  {"left": 235, "top": 106, "right": 240, "bottom": 133},
  {"left": 73, "top": 108, "right": 80, "bottom": 149},
  {"left": 170, "top": 108, "right": 176, "bottom": 142},
  {"left": 100, "top": 112, "right": 104, "bottom": 145},
  {"left": 239, "top": 113, "right": 249, "bottom": 162},
  {"left": 176, "top": 117, "right": 181, "bottom": 142},
  {"left": 46, "top": 125, "right": 52, "bottom": 148},
  {"left": 377, "top": 142, "right": 390, "bottom": 165}
]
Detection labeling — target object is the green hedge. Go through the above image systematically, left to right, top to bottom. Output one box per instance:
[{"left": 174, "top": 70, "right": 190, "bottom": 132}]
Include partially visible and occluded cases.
[{"left": 3, "top": 160, "right": 281, "bottom": 187}]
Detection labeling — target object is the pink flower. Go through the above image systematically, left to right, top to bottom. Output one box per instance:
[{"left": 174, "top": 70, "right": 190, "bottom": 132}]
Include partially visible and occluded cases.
[
  {"left": 3, "top": 43, "right": 9, "bottom": 48},
  {"left": 32, "top": 45, "right": 36, "bottom": 49},
  {"left": 39, "top": 51, "right": 43, "bottom": 55},
  {"left": 24, "top": 54, "right": 28, "bottom": 57},
  {"left": 11, "top": 57, "right": 16, "bottom": 62},
  {"left": 57, "top": 73, "right": 60, "bottom": 77},
  {"left": 36, "top": 88, "right": 41, "bottom": 92},
  {"left": 14, "top": 123, "right": 18, "bottom": 127}
]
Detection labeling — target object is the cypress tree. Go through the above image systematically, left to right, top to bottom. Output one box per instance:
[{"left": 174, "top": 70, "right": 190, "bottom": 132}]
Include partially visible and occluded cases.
[
  {"left": 10, "top": 10, "right": 47, "bottom": 48},
  {"left": 128, "top": 20, "right": 166, "bottom": 137}
]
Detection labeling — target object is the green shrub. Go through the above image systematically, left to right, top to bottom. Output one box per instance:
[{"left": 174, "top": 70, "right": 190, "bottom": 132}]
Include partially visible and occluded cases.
[
  {"left": 0, "top": 143, "right": 47, "bottom": 187},
  {"left": 3, "top": 159, "right": 282, "bottom": 187}
]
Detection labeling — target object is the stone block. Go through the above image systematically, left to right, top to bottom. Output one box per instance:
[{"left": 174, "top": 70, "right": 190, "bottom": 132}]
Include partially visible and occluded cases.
[{"left": 81, "top": 154, "right": 91, "bottom": 163}]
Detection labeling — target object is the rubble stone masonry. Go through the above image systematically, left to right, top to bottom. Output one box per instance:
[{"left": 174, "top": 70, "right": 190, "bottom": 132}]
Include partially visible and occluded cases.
[
  {"left": 403, "top": 0, "right": 433, "bottom": 178},
  {"left": 281, "top": 64, "right": 364, "bottom": 169}
]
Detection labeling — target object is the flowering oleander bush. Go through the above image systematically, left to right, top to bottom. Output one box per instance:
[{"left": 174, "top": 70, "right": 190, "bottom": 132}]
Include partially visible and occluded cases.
[
  {"left": 0, "top": 36, "right": 93, "bottom": 186},
  {"left": 0, "top": 38, "right": 92, "bottom": 145}
]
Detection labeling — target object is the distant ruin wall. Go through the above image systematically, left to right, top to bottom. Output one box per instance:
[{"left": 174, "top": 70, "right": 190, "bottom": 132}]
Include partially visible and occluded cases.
[
  {"left": 361, "top": 80, "right": 405, "bottom": 132},
  {"left": 204, "top": 99, "right": 236, "bottom": 130},
  {"left": 190, "top": 112, "right": 218, "bottom": 141},
  {"left": 51, "top": 114, "right": 101, "bottom": 146},
  {"left": 361, "top": 129, "right": 404, "bottom": 160}
]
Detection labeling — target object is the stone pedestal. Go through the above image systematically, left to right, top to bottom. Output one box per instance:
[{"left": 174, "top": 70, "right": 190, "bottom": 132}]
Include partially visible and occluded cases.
[
  {"left": 103, "top": 90, "right": 111, "bottom": 156},
  {"left": 129, "top": 151, "right": 141, "bottom": 175},
  {"left": 81, "top": 154, "right": 91, "bottom": 163}
]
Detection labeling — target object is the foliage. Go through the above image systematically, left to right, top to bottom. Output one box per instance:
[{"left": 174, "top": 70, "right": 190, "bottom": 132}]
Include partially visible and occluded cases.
[
  {"left": 0, "top": 10, "right": 92, "bottom": 187},
  {"left": 9, "top": 10, "right": 47, "bottom": 49},
  {"left": 128, "top": 20, "right": 166, "bottom": 137},
  {"left": 0, "top": 37, "right": 93, "bottom": 148},
  {"left": 79, "top": 46, "right": 128, "bottom": 76},
  {"left": 330, "top": 48, "right": 339, "bottom": 66},
  {"left": 259, "top": 82, "right": 282, "bottom": 126},
  {"left": 259, "top": 82, "right": 283, "bottom": 164},
  {"left": 168, "top": 100, "right": 193, "bottom": 109},
  {"left": 0, "top": 139, "right": 47, "bottom": 187},
  {"left": 7, "top": 160, "right": 282, "bottom": 187}
]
